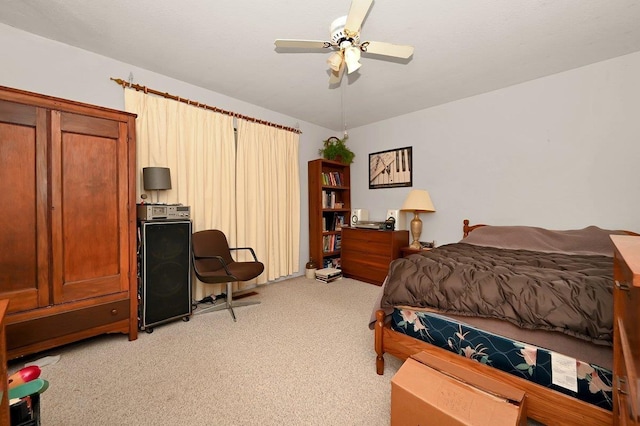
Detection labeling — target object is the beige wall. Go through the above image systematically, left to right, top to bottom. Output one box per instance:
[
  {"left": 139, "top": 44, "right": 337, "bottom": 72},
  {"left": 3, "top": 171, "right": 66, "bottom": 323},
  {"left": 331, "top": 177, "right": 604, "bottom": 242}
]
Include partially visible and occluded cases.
[
  {"left": 3, "top": 22, "right": 638, "bottom": 261},
  {"left": 0, "top": 23, "right": 337, "bottom": 274},
  {"left": 348, "top": 51, "right": 640, "bottom": 244}
]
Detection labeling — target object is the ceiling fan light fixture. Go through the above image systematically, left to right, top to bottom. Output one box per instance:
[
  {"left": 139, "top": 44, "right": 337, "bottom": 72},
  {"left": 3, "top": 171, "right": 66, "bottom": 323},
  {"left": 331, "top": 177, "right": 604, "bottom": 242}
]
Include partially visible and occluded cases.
[
  {"left": 344, "top": 46, "right": 362, "bottom": 74},
  {"left": 327, "top": 51, "right": 344, "bottom": 72}
]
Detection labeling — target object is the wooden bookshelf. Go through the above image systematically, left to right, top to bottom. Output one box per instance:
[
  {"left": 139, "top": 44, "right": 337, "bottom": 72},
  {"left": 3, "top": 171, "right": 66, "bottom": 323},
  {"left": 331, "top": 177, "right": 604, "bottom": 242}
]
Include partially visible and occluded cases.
[{"left": 308, "top": 159, "right": 351, "bottom": 269}]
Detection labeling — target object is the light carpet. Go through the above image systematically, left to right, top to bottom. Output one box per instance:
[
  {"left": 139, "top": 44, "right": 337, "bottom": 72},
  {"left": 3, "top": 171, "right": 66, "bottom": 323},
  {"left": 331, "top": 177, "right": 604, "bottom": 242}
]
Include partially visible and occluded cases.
[{"left": 9, "top": 276, "right": 403, "bottom": 425}]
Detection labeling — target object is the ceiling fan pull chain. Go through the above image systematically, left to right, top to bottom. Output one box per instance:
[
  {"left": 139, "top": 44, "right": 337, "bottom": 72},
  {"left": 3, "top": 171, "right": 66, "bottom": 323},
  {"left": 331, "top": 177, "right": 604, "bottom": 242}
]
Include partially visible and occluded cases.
[{"left": 342, "top": 81, "right": 348, "bottom": 137}]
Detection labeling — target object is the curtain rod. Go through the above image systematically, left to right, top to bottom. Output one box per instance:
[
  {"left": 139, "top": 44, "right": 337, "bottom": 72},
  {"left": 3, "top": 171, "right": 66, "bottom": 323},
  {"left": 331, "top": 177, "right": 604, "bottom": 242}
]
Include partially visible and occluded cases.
[{"left": 110, "top": 78, "right": 302, "bottom": 134}]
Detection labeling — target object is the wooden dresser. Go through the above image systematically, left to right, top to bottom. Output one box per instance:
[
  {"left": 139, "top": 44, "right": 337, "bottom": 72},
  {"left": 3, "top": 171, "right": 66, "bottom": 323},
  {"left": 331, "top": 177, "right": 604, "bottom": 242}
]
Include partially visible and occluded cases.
[
  {"left": 341, "top": 227, "right": 409, "bottom": 285},
  {"left": 612, "top": 235, "right": 640, "bottom": 425}
]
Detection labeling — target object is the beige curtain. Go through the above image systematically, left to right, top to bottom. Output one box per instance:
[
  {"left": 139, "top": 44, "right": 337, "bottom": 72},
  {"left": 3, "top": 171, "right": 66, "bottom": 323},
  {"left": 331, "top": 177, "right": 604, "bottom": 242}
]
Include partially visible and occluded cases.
[
  {"left": 124, "top": 89, "right": 236, "bottom": 299},
  {"left": 124, "top": 89, "right": 300, "bottom": 295},
  {"left": 236, "top": 119, "right": 300, "bottom": 282}
]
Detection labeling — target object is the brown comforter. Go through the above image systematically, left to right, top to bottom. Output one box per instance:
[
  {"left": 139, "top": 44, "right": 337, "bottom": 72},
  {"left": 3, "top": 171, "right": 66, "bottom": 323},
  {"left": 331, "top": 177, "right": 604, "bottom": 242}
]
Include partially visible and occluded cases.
[{"left": 381, "top": 242, "right": 614, "bottom": 346}]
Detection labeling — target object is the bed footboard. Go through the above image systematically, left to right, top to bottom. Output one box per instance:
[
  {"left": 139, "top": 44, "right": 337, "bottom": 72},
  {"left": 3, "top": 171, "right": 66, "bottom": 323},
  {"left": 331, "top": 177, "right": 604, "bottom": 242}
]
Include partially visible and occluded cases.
[
  {"left": 374, "top": 309, "right": 611, "bottom": 426},
  {"left": 375, "top": 310, "right": 385, "bottom": 374}
]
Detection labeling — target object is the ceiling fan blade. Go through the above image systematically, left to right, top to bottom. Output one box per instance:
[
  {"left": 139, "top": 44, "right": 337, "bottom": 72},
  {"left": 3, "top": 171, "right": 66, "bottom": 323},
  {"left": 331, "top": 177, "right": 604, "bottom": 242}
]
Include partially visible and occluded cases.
[
  {"left": 344, "top": 0, "right": 373, "bottom": 35},
  {"left": 274, "top": 39, "right": 332, "bottom": 49},
  {"left": 361, "top": 41, "right": 414, "bottom": 59},
  {"left": 329, "top": 63, "right": 345, "bottom": 85}
]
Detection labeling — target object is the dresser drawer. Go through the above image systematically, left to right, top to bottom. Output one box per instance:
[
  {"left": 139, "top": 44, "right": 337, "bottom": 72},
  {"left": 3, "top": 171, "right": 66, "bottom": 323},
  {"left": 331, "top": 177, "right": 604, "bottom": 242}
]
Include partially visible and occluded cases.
[
  {"left": 342, "top": 228, "right": 393, "bottom": 243},
  {"left": 342, "top": 238, "right": 393, "bottom": 256},
  {"left": 342, "top": 251, "right": 391, "bottom": 268},
  {"left": 341, "top": 260, "right": 388, "bottom": 284}
]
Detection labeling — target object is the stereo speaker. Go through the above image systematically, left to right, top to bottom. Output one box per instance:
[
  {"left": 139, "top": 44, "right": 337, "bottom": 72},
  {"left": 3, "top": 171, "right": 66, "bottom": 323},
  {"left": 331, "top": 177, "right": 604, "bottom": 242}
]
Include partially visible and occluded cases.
[
  {"left": 350, "top": 208, "right": 369, "bottom": 226},
  {"left": 386, "top": 209, "right": 406, "bottom": 230},
  {"left": 139, "top": 220, "right": 192, "bottom": 331}
]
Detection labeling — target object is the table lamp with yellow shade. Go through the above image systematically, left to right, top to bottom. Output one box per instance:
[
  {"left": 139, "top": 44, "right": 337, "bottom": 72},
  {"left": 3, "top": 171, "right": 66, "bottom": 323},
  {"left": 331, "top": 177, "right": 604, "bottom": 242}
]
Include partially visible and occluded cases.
[{"left": 400, "top": 190, "right": 435, "bottom": 249}]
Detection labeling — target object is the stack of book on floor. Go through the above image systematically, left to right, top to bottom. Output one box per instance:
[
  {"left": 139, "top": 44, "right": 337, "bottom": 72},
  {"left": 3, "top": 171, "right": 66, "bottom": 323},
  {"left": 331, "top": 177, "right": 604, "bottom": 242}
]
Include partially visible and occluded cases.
[{"left": 315, "top": 267, "right": 342, "bottom": 283}]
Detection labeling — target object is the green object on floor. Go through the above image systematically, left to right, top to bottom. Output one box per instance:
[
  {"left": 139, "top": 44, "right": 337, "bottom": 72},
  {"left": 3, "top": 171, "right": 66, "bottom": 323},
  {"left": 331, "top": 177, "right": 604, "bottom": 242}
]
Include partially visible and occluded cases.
[{"left": 8, "top": 378, "right": 49, "bottom": 399}]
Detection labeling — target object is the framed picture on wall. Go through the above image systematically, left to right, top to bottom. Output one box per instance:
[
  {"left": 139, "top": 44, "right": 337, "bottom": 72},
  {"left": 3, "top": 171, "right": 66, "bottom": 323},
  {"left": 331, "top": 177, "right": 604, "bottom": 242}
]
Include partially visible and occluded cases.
[{"left": 369, "top": 146, "right": 412, "bottom": 189}]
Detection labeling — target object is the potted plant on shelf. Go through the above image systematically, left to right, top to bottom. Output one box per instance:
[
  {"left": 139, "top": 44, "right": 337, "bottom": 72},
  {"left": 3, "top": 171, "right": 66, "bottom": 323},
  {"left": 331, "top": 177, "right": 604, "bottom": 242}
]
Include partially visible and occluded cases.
[{"left": 319, "top": 135, "right": 355, "bottom": 165}]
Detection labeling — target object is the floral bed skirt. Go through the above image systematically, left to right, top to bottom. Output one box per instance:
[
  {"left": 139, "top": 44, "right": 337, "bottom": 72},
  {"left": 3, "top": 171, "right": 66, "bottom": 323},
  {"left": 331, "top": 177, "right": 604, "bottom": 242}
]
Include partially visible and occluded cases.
[{"left": 391, "top": 308, "right": 613, "bottom": 410}]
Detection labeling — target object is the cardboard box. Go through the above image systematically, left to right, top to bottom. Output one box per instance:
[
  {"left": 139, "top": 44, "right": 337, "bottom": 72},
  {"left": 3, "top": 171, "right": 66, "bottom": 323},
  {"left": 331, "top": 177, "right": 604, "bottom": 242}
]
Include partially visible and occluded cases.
[{"left": 391, "top": 352, "right": 527, "bottom": 426}]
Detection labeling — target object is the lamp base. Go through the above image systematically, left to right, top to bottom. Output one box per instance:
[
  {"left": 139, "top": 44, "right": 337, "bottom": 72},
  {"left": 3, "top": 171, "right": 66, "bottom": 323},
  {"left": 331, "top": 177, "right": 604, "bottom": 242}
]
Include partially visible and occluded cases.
[
  {"left": 409, "top": 211, "right": 423, "bottom": 249},
  {"left": 409, "top": 240, "right": 422, "bottom": 249}
]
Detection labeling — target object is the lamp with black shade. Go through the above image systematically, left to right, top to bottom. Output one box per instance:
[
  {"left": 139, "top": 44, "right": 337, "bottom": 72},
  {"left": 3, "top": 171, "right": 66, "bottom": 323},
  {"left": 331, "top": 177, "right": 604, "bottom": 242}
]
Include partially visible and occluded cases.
[{"left": 143, "top": 167, "right": 172, "bottom": 204}]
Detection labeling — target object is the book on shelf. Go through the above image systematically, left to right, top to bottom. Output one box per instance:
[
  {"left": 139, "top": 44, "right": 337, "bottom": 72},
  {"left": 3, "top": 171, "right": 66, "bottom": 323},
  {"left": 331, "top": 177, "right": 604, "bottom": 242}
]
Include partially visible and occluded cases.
[
  {"left": 321, "top": 171, "right": 344, "bottom": 187},
  {"left": 330, "top": 171, "right": 342, "bottom": 186},
  {"left": 322, "top": 190, "right": 337, "bottom": 209},
  {"left": 323, "top": 212, "right": 345, "bottom": 232},
  {"left": 322, "top": 234, "right": 342, "bottom": 252},
  {"left": 321, "top": 257, "right": 341, "bottom": 269}
]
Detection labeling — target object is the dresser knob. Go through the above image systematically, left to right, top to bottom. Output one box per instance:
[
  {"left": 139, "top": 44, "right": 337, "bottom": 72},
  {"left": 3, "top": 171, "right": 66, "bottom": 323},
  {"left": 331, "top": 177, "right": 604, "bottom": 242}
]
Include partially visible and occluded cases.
[
  {"left": 615, "top": 280, "right": 630, "bottom": 291},
  {"left": 111, "top": 309, "right": 118, "bottom": 316},
  {"left": 617, "top": 377, "right": 628, "bottom": 395}
]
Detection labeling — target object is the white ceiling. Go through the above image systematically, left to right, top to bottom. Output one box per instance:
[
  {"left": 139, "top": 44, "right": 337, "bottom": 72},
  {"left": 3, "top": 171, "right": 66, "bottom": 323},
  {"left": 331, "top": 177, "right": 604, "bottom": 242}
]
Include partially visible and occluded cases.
[{"left": 1, "top": 0, "right": 640, "bottom": 131}]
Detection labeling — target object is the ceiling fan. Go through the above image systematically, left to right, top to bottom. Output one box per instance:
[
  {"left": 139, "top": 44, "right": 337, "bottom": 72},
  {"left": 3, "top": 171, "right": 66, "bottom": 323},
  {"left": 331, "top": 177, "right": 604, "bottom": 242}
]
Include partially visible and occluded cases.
[{"left": 274, "top": 0, "right": 414, "bottom": 84}]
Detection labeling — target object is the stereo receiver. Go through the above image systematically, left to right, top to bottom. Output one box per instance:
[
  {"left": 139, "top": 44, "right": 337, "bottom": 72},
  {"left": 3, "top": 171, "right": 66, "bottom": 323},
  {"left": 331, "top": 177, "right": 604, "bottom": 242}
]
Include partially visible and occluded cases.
[
  {"left": 137, "top": 204, "right": 191, "bottom": 220},
  {"left": 354, "top": 221, "right": 386, "bottom": 230}
]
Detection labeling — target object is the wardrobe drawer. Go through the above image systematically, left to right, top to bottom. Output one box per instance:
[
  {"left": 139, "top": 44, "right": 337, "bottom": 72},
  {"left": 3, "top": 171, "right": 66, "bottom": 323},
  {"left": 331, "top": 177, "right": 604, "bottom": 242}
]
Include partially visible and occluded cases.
[{"left": 7, "top": 299, "right": 130, "bottom": 351}]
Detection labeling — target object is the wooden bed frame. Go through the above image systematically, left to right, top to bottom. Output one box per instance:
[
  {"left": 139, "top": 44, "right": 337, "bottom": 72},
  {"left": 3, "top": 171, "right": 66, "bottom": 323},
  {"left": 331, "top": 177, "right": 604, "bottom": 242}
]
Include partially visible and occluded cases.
[{"left": 373, "top": 219, "right": 638, "bottom": 426}]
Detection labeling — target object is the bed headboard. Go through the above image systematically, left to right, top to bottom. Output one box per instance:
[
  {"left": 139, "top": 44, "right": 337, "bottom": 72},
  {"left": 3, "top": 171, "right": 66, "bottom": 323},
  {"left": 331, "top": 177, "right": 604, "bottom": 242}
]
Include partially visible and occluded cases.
[{"left": 462, "top": 219, "right": 639, "bottom": 238}]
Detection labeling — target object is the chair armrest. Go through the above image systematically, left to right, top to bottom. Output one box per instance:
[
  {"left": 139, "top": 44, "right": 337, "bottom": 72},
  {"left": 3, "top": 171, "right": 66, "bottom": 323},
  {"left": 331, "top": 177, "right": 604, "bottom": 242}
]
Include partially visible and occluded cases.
[
  {"left": 229, "top": 247, "right": 259, "bottom": 262},
  {"left": 192, "top": 255, "right": 234, "bottom": 276}
]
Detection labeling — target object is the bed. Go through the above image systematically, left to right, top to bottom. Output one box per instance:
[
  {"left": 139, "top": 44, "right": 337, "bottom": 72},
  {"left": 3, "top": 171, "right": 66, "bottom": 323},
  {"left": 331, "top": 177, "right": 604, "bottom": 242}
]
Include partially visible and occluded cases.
[{"left": 373, "top": 220, "right": 638, "bottom": 426}]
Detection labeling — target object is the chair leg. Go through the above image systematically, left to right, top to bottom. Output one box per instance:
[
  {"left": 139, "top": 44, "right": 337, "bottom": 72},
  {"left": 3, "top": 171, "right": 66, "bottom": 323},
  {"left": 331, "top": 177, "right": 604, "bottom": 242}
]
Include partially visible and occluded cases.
[
  {"left": 195, "top": 282, "right": 260, "bottom": 321},
  {"left": 226, "top": 282, "right": 261, "bottom": 322},
  {"left": 227, "top": 282, "right": 237, "bottom": 322},
  {"left": 194, "top": 300, "right": 230, "bottom": 316}
]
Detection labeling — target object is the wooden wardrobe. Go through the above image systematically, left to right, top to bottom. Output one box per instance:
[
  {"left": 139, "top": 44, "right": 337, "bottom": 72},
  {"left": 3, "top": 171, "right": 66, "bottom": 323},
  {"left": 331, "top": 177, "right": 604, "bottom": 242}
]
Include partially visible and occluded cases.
[{"left": 0, "top": 85, "right": 138, "bottom": 359}]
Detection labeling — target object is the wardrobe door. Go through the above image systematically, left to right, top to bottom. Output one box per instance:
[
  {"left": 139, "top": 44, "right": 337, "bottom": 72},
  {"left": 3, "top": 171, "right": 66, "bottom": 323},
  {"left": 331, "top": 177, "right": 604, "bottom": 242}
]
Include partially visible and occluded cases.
[
  {"left": 0, "top": 100, "right": 50, "bottom": 313},
  {"left": 50, "top": 110, "right": 131, "bottom": 303}
]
